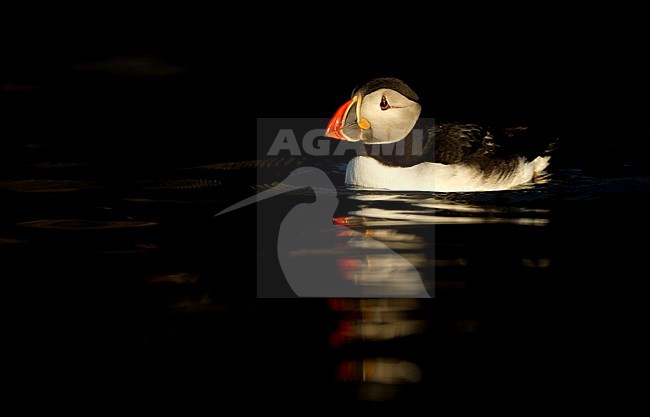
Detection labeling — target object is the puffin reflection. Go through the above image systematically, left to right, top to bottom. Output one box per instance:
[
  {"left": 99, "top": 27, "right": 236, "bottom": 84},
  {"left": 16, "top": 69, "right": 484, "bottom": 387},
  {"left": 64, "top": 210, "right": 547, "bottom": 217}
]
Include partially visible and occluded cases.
[{"left": 217, "top": 167, "right": 430, "bottom": 298}]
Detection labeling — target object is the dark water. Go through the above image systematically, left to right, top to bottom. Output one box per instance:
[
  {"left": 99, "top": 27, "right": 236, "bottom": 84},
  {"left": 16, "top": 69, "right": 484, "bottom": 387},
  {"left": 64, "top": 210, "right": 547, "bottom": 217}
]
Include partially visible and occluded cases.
[
  {"left": 3, "top": 16, "right": 650, "bottom": 401},
  {"left": 2, "top": 135, "right": 649, "bottom": 400},
  {"left": 255, "top": 162, "right": 650, "bottom": 403}
]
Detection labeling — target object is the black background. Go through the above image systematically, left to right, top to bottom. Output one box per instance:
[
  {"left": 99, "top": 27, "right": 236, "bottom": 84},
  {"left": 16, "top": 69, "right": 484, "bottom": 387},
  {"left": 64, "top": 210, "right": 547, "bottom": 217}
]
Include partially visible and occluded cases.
[
  {"left": 2, "top": 11, "right": 649, "bottom": 403},
  {"left": 4, "top": 13, "right": 649, "bottom": 166}
]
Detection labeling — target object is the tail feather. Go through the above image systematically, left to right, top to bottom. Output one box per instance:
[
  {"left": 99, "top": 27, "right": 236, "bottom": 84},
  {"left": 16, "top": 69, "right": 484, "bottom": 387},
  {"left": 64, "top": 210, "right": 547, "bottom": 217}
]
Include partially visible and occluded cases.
[{"left": 531, "top": 155, "right": 551, "bottom": 174}]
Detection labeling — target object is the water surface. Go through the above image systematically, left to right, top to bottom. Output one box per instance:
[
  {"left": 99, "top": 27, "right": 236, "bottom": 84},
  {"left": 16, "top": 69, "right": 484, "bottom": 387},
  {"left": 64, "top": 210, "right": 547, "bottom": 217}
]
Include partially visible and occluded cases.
[{"left": 3, "top": 142, "right": 648, "bottom": 400}]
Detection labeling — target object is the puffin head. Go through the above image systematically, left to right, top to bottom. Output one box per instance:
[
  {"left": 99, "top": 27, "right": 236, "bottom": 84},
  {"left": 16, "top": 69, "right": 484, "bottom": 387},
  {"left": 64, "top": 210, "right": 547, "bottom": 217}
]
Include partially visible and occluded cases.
[{"left": 325, "top": 78, "right": 421, "bottom": 144}]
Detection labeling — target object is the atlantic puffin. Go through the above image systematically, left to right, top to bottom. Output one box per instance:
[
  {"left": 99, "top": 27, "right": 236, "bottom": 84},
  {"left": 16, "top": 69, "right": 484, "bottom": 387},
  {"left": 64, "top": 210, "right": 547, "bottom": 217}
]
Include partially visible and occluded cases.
[{"left": 325, "top": 78, "right": 552, "bottom": 191}]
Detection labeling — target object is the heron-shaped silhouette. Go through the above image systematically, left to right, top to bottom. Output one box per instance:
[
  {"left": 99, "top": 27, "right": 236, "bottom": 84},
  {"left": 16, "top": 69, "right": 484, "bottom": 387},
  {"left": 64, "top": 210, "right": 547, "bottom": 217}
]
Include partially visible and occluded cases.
[{"left": 217, "top": 167, "right": 431, "bottom": 298}]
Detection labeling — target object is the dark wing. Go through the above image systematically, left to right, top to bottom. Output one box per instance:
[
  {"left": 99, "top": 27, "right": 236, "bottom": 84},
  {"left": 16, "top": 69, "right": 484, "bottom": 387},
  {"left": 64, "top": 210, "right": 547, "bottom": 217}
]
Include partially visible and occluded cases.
[
  {"left": 431, "top": 123, "right": 500, "bottom": 165},
  {"left": 431, "top": 123, "right": 556, "bottom": 175}
]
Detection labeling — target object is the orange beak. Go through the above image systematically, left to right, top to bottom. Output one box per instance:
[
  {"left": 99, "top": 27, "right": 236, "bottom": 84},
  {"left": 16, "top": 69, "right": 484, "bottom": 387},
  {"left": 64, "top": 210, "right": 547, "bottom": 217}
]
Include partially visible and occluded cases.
[{"left": 325, "top": 98, "right": 354, "bottom": 140}]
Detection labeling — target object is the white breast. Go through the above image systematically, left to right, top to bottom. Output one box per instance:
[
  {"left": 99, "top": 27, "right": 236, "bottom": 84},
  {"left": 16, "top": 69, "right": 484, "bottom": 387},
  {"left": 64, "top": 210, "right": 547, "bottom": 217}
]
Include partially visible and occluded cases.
[{"left": 345, "top": 156, "right": 550, "bottom": 192}]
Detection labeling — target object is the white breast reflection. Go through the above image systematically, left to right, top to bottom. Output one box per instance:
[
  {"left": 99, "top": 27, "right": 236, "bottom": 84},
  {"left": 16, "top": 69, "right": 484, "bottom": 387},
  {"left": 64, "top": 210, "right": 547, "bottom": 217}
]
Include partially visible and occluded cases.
[
  {"left": 345, "top": 192, "right": 550, "bottom": 226},
  {"left": 284, "top": 224, "right": 430, "bottom": 297}
]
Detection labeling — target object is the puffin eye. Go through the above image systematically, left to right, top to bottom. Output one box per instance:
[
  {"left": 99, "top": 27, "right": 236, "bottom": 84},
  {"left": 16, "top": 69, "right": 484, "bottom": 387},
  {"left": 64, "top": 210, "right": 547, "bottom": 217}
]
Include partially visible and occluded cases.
[{"left": 380, "top": 95, "right": 390, "bottom": 111}]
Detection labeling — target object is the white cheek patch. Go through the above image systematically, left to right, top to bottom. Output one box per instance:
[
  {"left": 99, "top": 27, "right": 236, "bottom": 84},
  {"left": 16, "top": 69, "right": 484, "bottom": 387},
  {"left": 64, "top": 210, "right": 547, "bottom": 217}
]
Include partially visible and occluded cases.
[{"left": 360, "top": 89, "right": 421, "bottom": 143}]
